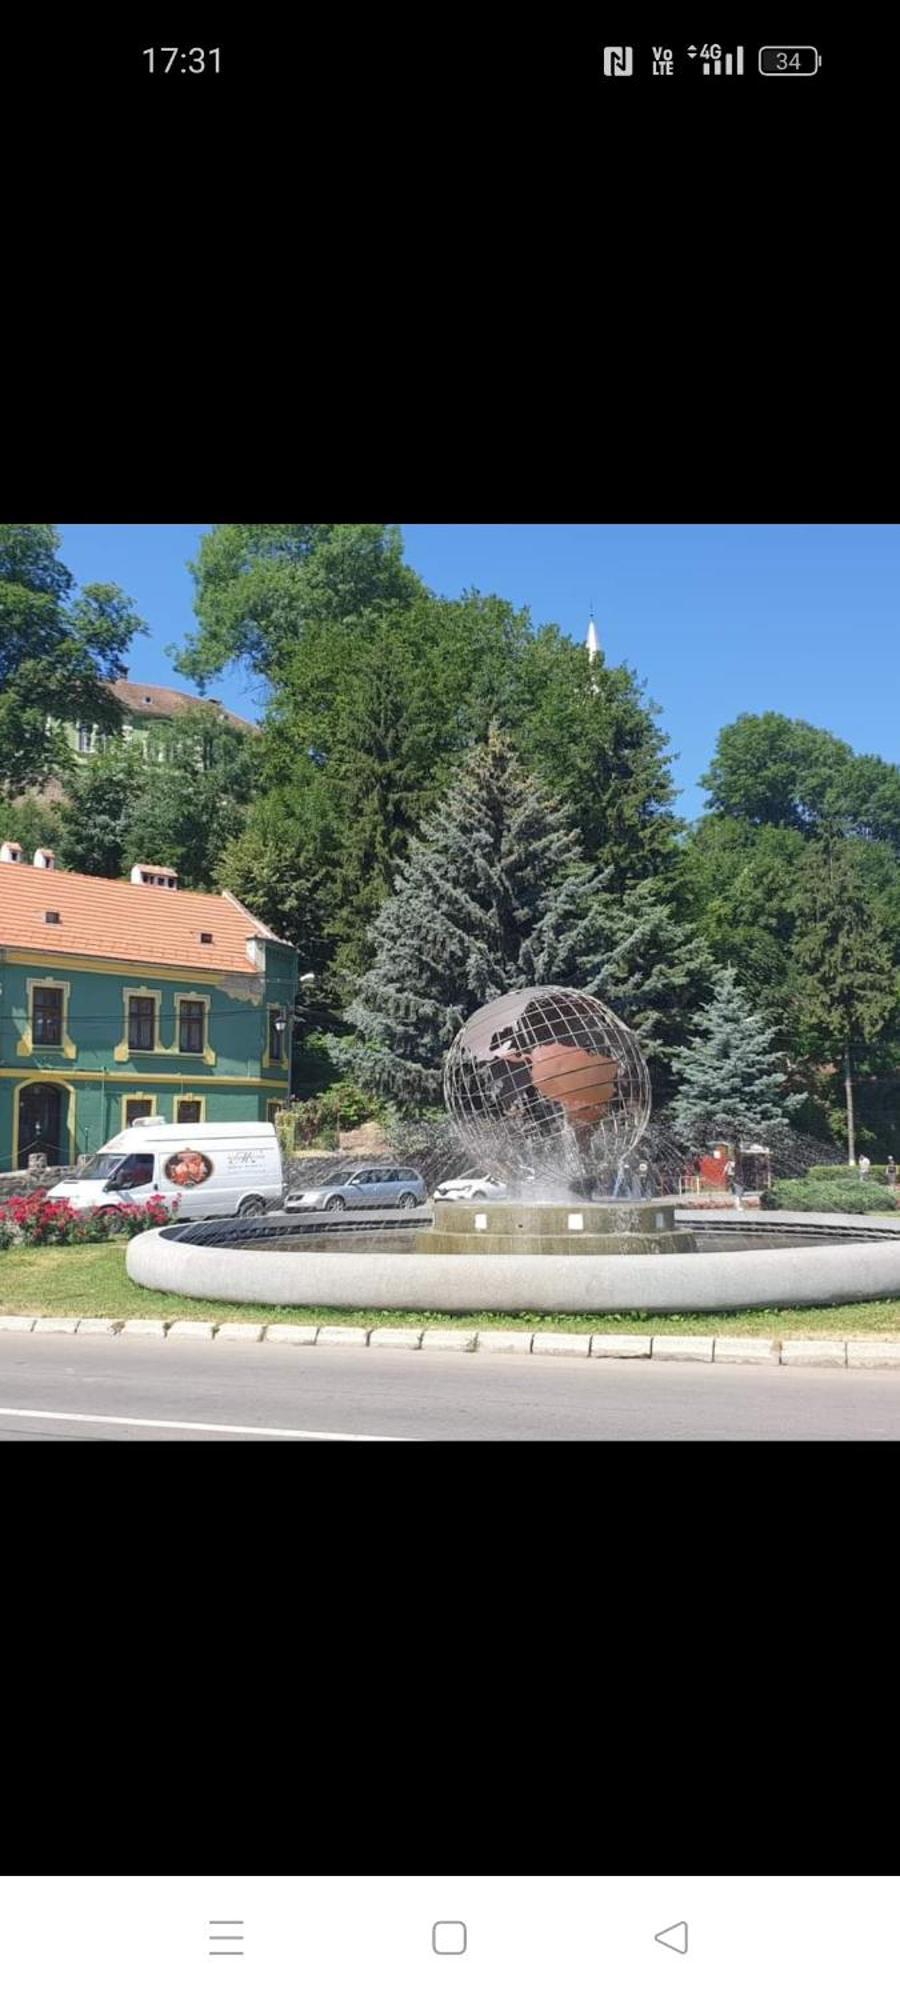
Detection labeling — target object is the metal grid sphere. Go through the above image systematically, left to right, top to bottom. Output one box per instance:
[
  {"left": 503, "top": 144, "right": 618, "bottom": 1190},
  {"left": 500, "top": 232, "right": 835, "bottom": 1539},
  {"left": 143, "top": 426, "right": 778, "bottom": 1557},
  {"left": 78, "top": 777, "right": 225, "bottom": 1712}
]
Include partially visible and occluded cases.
[{"left": 443, "top": 986, "right": 651, "bottom": 1191}]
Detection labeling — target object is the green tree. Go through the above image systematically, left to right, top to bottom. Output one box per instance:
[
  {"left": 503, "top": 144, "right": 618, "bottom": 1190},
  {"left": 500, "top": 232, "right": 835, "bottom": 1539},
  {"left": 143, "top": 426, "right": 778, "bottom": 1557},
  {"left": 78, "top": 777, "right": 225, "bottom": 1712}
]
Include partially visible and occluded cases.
[
  {"left": 172, "top": 523, "right": 424, "bottom": 689},
  {"left": 0, "top": 524, "right": 147, "bottom": 794},
  {"left": 513, "top": 625, "right": 682, "bottom": 891},
  {"left": 55, "top": 710, "right": 257, "bottom": 889},
  {"left": 121, "top": 710, "right": 258, "bottom": 888},
  {"left": 701, "top": 711, "right": 900, "bottom": 849},
  {"left": 338, "top": 727, "right": 607, "bottom": 1108},
  {"left": 56, "top": 742, "right": 149, "bottom": 878},
  {"left": 217, "top": 780, "right": 338, "bottom": 1012},
  {"left": 681, "top": 816, "right": 807, "bottom": 1020},
  {"left": 789, "top": 836, "right": 899, "bottom": 1163},
  {"left": 588, "top": 878, "right": 714, "bottom": 1097},
  {"left": 670, "top": 966, "right": 806, "bottom": 1152}
]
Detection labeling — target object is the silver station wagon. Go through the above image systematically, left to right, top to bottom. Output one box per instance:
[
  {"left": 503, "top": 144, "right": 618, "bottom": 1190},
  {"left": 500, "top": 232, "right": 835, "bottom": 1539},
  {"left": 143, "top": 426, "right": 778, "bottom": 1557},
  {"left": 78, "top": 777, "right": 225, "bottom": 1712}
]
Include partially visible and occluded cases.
[{"left": 285, "top": 1165, "right": 427, "bottom": 1212}]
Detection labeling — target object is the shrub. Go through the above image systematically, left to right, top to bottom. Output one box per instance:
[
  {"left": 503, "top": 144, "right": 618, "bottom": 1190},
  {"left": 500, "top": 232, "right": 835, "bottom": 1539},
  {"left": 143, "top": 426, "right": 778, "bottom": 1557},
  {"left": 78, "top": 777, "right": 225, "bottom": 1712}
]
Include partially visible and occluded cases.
[
  {"left": 290, "top": 1081, "right": 384, "bottom": 1149},
  {"left": 807, "top": 1163, "right": 889, "bottom": 1185},
  {"left": 760, "top": 1178, "right": 896, "bottom": 1213},
  {"left": 0, "top": 1189, "right": 179, "bottom": 1246}
]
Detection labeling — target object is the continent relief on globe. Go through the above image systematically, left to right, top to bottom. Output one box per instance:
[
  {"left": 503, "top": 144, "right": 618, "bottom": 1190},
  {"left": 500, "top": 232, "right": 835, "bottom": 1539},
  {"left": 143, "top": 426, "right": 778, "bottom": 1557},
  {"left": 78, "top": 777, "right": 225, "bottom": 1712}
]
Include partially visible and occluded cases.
[{"left": 526, "top": 1044, "right": 619, "bottom": 1127}]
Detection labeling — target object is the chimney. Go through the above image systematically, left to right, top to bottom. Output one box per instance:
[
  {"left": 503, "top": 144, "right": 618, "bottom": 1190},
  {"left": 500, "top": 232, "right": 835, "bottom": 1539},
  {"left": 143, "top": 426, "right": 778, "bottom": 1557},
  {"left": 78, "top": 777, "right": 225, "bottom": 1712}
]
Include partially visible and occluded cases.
[
  {"left": 0, "top": 840, "right": 23, "bottom": 863},
  {"left": 33, "top": 848, "right": 56, "bottom": 869},
  {"left": 130, "top": 862, "right": 179, "bottom": 889}
]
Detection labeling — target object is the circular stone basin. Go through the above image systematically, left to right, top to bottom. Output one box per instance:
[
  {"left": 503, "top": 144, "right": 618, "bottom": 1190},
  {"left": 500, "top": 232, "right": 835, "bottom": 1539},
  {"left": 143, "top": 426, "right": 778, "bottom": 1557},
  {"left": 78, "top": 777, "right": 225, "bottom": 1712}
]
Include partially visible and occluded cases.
[{"left": 126, "top": 1206, "right": 900, "bottom": 1314}]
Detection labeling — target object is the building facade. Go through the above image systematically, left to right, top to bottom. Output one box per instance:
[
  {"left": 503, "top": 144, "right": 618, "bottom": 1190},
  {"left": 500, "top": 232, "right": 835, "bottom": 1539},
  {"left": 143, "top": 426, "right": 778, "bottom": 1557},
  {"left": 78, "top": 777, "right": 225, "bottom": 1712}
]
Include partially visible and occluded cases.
[
  {"left": 65, "top": 678, "right": 258, "bottom": 762},
  {"left": 0, "top": 843, "right": 296, "bottom": 1169}
]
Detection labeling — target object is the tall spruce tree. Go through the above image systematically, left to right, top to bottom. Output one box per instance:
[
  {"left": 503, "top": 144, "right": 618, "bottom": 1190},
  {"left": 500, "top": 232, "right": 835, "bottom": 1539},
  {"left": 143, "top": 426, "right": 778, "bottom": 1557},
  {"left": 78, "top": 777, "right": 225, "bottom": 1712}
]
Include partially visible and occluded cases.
[
  {"left": 339, "top": 727, "right": 608, "bottom": 1108},
  {"left": 670, "top": 966, "right": 805, "bottom": 1151}
]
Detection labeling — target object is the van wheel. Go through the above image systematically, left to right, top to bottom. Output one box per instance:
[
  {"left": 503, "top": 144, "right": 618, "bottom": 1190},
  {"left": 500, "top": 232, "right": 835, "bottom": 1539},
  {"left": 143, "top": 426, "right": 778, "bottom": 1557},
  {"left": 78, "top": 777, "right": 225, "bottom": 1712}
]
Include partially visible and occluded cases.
[
  {"left": 398, "top": 1192, "right": 417, "bottom": 1209},
  {"left": 324, "top": 1195, "right": 346, "bottom": 1212},
  {"left": 238, "top": 1196, "right": 267, "bottom": 1218}
]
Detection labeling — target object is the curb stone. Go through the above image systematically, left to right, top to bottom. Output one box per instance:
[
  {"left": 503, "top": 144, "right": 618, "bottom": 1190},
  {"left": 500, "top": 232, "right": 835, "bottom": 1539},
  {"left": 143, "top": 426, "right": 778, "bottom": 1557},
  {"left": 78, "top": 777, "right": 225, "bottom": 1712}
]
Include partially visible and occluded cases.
[
  {"left": 4, "top": 1312, "right": 900, "bottom": 1366},
  {"left": 316, "top": 1325, "right": 370, "bottom": 1347},
  {"left": 476, "top": 1328, "right": 534, "bottom": 1355},
  {"left": 532, "top": 1331, "right": 590, "bottom": 1357},
  {"left": 590, "top": 1333, "right": 652, "bottom": 1359},
  {"left": 652, "top": 1334, "right": 716, "bottom": 1363},
  {"left": 713, "top": 1336, "right": 779, "bottom": 1365},
  {"left": 781, "top": 1339, "right": 848, "bottom": 1367}
]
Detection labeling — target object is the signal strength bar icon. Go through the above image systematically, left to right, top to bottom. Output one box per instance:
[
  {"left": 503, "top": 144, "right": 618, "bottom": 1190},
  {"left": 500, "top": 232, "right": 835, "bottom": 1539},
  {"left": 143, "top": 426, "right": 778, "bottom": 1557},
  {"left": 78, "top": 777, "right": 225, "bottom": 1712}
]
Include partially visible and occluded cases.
[{"left": 704, "top": 46, "right": 743, "bottom": 72}]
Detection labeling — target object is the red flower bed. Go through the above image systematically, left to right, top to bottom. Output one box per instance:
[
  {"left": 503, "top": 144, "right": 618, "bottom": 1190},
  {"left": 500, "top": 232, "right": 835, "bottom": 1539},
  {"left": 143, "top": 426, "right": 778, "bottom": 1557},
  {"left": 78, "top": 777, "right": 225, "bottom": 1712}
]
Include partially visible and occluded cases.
[{"left": 0, "top": 1189, "right": 178, "bottom": 1247}]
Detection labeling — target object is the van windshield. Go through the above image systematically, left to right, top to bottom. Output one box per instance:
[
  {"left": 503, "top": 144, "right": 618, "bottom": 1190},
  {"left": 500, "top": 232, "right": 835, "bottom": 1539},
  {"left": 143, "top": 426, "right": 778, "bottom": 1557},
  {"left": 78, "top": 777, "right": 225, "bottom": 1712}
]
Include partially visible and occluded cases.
[{"left": 74, "top": 1152, "right": 128, "bottom": 1181}]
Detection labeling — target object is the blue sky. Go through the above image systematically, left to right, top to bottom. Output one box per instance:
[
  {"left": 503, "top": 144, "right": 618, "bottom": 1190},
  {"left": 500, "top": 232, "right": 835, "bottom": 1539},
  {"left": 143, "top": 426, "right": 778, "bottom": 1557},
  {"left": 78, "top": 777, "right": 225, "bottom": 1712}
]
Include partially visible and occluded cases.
[{"left": 56, "top": 524, "right": 900, "bottom": 822}]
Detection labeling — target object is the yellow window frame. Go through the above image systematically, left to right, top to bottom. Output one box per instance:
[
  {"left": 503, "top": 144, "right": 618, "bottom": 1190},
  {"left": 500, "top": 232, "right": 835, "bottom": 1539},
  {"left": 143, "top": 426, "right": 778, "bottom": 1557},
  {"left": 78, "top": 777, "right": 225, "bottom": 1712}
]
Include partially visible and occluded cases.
[
  {"left": 17, "top": 977, "right": 77, "bottom": 1060},
  {"left": 115, "top": 986, "right": 165, "bottom": 1062},
  {"left": 174, "top": 991, "right": 215, "bottom": 1067},
  {"left": 121, "top": 1093, "right": 159, "bottom": 1130},
  {"left": 174, "top": 1093, "right": 207, "bottom": 1123}
]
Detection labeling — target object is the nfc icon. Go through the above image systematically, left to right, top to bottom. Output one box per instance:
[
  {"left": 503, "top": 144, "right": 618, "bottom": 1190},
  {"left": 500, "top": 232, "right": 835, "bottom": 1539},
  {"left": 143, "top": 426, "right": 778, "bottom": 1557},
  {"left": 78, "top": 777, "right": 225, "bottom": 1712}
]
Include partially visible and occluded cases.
[{"left": 603, "top": 45, "right": 634, "bottom": 74}]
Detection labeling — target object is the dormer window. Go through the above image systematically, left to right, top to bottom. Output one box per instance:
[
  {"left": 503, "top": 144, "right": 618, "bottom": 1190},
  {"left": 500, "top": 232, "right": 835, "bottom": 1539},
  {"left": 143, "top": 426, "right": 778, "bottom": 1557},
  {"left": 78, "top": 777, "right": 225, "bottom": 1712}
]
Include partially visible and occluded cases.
[
  {"left": 44, "top": 911, "right": 61, "bottom": 924},
  {"left": 200, "top": 931, "right": 214, "bottom": 943}
]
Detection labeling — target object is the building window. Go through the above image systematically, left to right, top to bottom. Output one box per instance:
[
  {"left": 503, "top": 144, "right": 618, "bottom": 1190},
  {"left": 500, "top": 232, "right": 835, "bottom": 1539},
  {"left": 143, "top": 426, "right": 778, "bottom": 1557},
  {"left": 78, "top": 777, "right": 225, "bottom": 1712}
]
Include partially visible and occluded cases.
[
  {"left": 77, "top": 724, "right": 93, "bottom": 753},
  {"left": 33, "top": 986, "right": 64, "bottom": 1046},
  {"left": 128, "top": 994, "right": 157, "bottom": 1051},
  {"left": 179, "top": 998, "right": 206, "bottom": 1054},
  {"left": 268, "top": 1007, "right": 285, "bottom": 1063},
  {"left": 124, "top": 1098, "right": 154, "bottom": 1126},
  {"left": 177, "top": 1099, "right": 203, "bottom": 1123}
]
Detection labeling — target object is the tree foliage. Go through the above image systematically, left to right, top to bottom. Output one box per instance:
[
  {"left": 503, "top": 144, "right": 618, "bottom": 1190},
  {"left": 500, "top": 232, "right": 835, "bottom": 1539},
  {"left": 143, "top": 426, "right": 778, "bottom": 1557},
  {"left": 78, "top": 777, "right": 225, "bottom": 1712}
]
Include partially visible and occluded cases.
[
  {"left": 172, "top": 523, "right": 424, "bottom": 689},
  {"left": 0, "top": 524, "right": 146, "bottom": 794},
  {"left": 55, "top": 710, "right": 257, "bottom": 889},
  {"left": 338, "top": 728, "right": 610, "bottom": 1108},
  {"left": 670, "top": 966, "right": 806, "bottom": 1149}
]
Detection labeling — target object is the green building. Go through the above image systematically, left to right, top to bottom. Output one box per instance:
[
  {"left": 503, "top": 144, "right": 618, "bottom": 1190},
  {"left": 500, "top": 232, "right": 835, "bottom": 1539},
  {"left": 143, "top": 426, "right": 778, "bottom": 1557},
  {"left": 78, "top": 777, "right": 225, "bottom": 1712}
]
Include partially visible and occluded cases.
[{"left": 0, "top": 840, "right": 297, "bottom": 1169}]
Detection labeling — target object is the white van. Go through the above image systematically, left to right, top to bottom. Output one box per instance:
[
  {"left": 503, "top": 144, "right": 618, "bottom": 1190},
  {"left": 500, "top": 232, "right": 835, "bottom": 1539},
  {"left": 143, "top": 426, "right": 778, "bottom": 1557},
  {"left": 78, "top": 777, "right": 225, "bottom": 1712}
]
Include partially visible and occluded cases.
[{"left": 50, "top": 1119, "right": 284, "bottom": 1222}]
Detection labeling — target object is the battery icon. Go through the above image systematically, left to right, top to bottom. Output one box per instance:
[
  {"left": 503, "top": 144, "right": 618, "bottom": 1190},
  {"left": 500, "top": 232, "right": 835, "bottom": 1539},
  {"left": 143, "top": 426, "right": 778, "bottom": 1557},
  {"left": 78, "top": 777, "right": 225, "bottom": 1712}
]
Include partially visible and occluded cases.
[{"left": 758, "top": 46, "right": 821, "bottom": 73}]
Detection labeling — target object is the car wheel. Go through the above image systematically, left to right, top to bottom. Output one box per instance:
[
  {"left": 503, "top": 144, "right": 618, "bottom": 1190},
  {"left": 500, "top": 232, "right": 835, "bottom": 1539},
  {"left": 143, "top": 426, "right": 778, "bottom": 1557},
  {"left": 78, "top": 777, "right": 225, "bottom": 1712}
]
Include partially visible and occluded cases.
[
  {"left": 398, "top": 1191, "right": 417, "bottom": 1209},
  {"left": 324, "top": 1195, "right": 346, "bottom": 1212},
  {"left": 238, "top": 1196, "right": 267, "bottom": 1218}
]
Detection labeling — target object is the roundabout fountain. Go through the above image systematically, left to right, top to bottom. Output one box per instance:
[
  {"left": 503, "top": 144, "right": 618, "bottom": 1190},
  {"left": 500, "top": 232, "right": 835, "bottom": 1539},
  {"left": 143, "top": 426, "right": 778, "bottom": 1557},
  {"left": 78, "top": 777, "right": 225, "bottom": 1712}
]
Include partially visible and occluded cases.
[{"left": 127, "top": 985, "right": 900, "bottom": 1314}]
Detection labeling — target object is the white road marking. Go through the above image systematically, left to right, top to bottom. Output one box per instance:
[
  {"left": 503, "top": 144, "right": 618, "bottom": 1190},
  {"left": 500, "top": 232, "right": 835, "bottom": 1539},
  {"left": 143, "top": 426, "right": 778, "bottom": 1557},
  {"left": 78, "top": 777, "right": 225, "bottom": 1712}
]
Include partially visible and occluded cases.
[{"left": 0, "top": 1406, "right": 409, "bottom": 1441}]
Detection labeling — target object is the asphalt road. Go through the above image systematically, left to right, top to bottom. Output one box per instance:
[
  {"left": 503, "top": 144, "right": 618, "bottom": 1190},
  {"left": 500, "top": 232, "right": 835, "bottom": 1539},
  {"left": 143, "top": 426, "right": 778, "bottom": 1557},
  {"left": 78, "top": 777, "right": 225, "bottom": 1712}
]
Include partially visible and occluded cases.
[{"left": 3, "top": 1331, "right": 900, "bottom": 1438}]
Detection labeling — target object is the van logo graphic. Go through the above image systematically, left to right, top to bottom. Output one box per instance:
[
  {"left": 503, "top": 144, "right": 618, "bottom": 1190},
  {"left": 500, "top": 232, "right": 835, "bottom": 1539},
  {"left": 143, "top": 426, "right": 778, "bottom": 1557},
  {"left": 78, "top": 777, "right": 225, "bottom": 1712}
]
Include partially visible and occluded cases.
[
  {"left": 164, "top": 1148, "right": 214, "bottom": 1187},
  {"left": 226, "top": 1149, "right": 265, "bottom": 1169}
]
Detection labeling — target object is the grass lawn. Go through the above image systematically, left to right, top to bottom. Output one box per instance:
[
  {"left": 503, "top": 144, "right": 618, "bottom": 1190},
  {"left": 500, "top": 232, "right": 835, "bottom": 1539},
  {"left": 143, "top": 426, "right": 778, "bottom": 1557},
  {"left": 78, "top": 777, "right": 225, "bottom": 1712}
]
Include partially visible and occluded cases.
[{"left": 2, "top": 1240, "right": 900, "bottom": 1339}]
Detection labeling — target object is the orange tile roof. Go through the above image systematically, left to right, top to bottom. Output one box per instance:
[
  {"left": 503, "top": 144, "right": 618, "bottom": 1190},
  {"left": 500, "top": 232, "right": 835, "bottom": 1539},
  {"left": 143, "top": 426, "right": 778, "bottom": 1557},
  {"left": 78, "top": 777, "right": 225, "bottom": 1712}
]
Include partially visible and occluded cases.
[
  {"left": 112, "top": 679, "right": 259, "bottom": 732},
  {"left": 0, "top": 861, "right": 283, "bottom": 972}
]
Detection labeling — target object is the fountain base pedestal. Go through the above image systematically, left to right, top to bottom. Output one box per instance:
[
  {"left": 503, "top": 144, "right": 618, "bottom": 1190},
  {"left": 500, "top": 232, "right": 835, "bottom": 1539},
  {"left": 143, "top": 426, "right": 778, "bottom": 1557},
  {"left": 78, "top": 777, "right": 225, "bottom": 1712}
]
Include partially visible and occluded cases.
[{"left": 421, "top": 1199, "right": 696, "bottom": 1257}]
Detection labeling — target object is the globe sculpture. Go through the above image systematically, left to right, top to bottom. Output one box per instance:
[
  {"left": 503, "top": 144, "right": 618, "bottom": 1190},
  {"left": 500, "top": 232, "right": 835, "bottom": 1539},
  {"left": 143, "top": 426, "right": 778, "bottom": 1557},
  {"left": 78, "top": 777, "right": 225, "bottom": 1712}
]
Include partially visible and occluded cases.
[{"left": 443, "top": 985, "right": 651, "bottom": 1193}]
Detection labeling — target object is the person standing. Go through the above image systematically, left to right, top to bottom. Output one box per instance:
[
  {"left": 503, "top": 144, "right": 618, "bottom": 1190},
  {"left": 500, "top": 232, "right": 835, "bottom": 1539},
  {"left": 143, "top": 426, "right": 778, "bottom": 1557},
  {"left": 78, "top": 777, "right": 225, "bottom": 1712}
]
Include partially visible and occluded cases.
[
  {"left": 858, "top": 1154, "right": 871, "bottom": 1182},
  {"left": 887, "top": 1156, "right": 897, "bottom": 1195}
]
